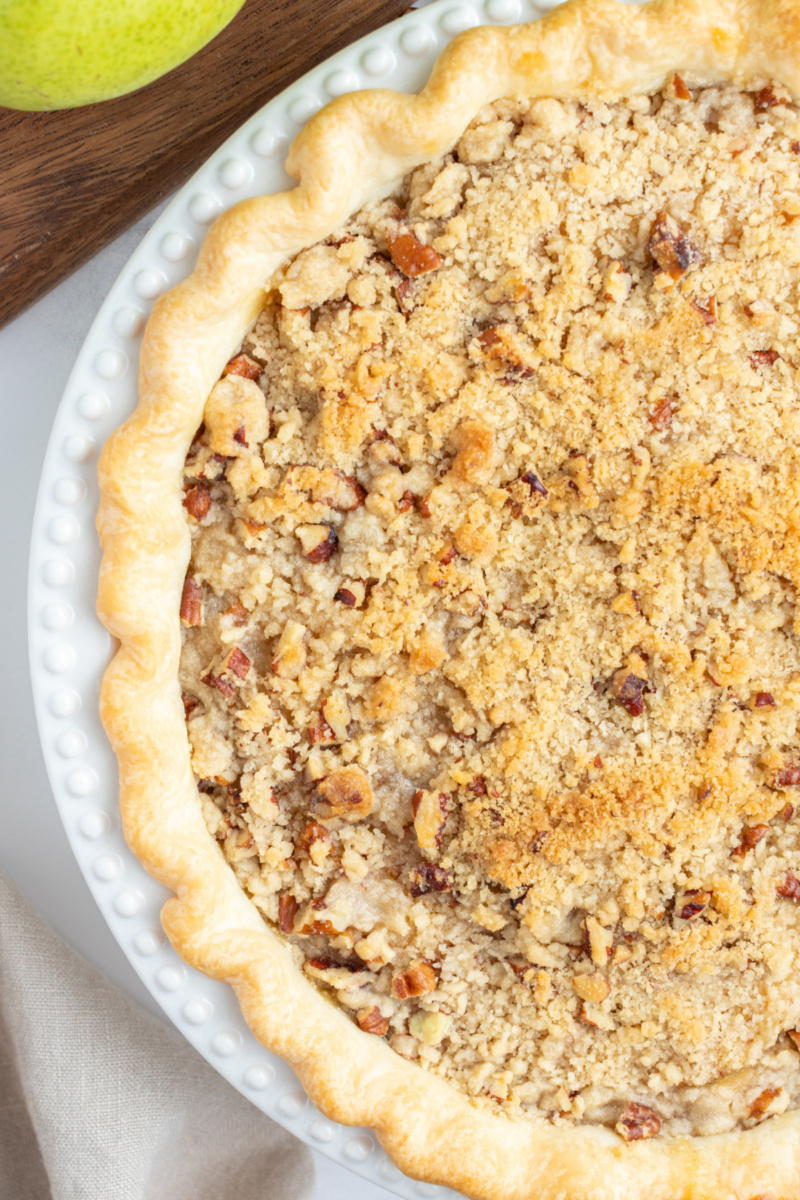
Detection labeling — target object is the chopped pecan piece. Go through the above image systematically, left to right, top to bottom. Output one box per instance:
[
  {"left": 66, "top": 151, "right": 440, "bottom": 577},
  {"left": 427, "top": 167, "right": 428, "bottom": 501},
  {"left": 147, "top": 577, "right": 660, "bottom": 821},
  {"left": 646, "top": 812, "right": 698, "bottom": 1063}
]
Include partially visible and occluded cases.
[
  {"left": 672, "top": 73, "right": 691, "bottom": 100},
  {"left": 754, "top": 86, "right": 781, "bottom": 110},
  {"left": 649, "top": 211, "right": 701, "bottom": 284},
  {"left": 387, "top": 228, "right": 442, "bottom": 277},
  {"left": 601, "top": 260, "right": 631, "bottom": 304},
  {"left": 484, "top": 270, "right": 532, "bottom": 305},
  {"left": 690, "top": 295, "right": 717, "bottom": 326},
  {"left": 744, "top": 299, "right": 775, "bottom": 325},
  {"left": 476, "top": 326, "right": 535, "bottom": 379},
  {"left": 749, "top": 349, "right": 780, "bottom": 368},
  {"left": 223, "top": 354, "right": 261, "bottom": 380},
  {"left": 648, "top": 396, "right": 673, "bottom": 431},
  {"left": 233, "top": 425, "right": 248, "bottom": 448},
  {"left": 369, "top": 430, "right": 402, "bottom": 466},
  {"left": 303, "top": 468, "right": 365, "bottom": 511},
  {"left": 183, "top": 481, "right": 212, "bottom": 521},
  {"left": 397, "top": 490, "right": 417, "bottom": 513},
  {"left": 295, "top": 523, "right": 338, "bottom": 563},
  {"left": 179, "top": 576, "right": 203, "bottom": 626},
  {"left": 334, "top": 587, "right": 358, "bottom": 607},
  {"left": 223, "top": 601, "right": 249, "bottom": 627},
  {"left": 271, "top": 620, "right": 307, "bottom": 679},
  {"left": 226, "top": 647, "right": 251, "bottom": 679},
  {"left": 610, "top": 667, "right": 647, "bottom": 717},
  {"left": 201, "top": 670, "right": 236, "bottom": 699},
  {"left": 751, "top": 691, "right": 776, "bottom": 708},
  {"left": 321, "top": 692, "right": 351, "bottom": 741},
  {"left": 182, "top": 693, "right": 200, "bottom": 719},
  {"left": 308, "top": 713, "right": 337, "bottom": 745},
  {"left": 770, "top": 762, "right": 800, "bottom": 788},
  {"left": 313, "top": 767, "right": 374, "bottom": 822},
  {"left": 467, "top": 776, "right": 487, "bottom": 795},
  {"left": 412, "top": 790, "right": 451, "bottom": 852},
  {"left": 782, "top": 803, "right": 796, "bottom": 821},
  {"left": 297, "top": 822, "right": 331, "bottom": 867},
  {"left": 731, "top": 824, "right": 770, "bottom": 858},
  {"left": 529, "top": 830, "right": 549, "bottom": 853},
  {"left": 410, "top": 863, "right": 453, "bottom": 897},
  {"left": 777, "top": 871, "right": 800, "bottom": 900},
  {"left": 676, "top": 889, "right": 711, "bottom": 920},
  {"left": 277, "top": 894, "right": 299, "bottom": 934},
  {"left": 583, "top": 917, "right": 614, "bottom": 965},
  {"left": 306, "top": 959, "right": 368, "bottom": 990},
  {"left": 391, "top": 960, "right": 437, "bottom": 1000},
  {"left": 572, "top": 973, "right": 610, "bottom": 1003},
  {"left": 356, "top": 1006, "right": 390, "bottom": 1036},
  {"left": 787, "top": 1030, "right": 800, "bottom": 1052},
  {"left": 749, "top": 1087, "right": 781, "bottom": 1119},
  {"left": 616, "top": 1102, "right": 661, "bottom": 1141}
]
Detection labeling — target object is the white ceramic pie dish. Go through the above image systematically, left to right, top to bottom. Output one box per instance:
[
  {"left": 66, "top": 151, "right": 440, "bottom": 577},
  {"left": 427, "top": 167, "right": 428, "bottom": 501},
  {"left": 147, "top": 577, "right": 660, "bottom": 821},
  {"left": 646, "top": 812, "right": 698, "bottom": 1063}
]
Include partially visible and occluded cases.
[{"left": 25, "top": 1, "right": 595, "bottom": 1194}]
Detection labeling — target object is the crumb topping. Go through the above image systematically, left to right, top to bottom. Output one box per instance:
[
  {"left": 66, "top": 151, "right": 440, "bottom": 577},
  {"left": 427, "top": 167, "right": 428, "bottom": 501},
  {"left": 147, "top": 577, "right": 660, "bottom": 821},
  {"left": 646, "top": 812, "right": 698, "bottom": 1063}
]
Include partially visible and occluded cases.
[{"left": 180, "top": 79, "right": 800, "bottom": 1137}]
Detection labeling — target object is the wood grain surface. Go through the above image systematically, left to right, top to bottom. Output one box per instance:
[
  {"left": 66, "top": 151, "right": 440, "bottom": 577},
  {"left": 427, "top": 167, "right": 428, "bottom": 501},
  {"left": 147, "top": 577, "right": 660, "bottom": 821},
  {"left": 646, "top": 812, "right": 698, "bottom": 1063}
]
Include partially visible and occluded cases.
[{"left": 0, "top": 0, "right": 412, "bottom": 328}]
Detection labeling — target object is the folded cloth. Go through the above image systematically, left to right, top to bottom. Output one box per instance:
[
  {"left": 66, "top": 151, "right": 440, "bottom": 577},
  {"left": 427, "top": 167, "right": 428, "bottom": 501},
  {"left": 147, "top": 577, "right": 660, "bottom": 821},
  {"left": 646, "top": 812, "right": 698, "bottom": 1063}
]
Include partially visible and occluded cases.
[{"left": 0, "top": 871, "right": 315, "bottom": 1200}]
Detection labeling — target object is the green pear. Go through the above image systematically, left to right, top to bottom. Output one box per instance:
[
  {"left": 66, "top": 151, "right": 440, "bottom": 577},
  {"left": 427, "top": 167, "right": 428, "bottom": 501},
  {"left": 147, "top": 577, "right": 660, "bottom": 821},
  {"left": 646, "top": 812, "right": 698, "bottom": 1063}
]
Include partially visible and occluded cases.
[{"left": 0, "top": 0, "right": 245, "bottom": 110}]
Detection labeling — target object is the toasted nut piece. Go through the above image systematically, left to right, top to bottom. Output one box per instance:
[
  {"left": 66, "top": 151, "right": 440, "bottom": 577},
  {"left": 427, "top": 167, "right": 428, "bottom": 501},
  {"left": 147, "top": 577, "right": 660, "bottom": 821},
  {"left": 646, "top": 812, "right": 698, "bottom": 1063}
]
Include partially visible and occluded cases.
[
  {"left": 671, "top": 73, "right": 691, "bottom": 99},
  {"left": 754, "top": 86, "right": 783, "bottom": 109},
  {"left": 649, "top": 211, "right": 701, "bottom": 285},
  {"left": 387, "top": 228, "right": 442, "bottom": 277},
  {"left": 602, "top": 260, "right": 632, "bottom": 304},
  {"left": 484, "top": 270, "right": 531, "bottom": 305},
  {"left": 690, "top": 294, "right": 717, "bottom": 326},
  {"left": 744, "top": 298, "right": 775, "bottom": 326},
  {"left": 749, "top": 349, "right": 780, "bottom": 369},
  {"left": 223, "top": 354, "right": 261, "bottom": 380},
  {"left": 204, "top": 375, "right": 268, "bottom": 456},
  {"left": 648, "top": 396, "right": 673, "bottom": 431},
  {"left": 451, "top": 418, "right": 496, "bottom": 484},
  {"left": 369, "top": 430, "right": 402, "bottom": 465},
  {"left": 292, "top": 465, "right": 366, "bottom": 511},
  {"left": 183, "top": 481, "right": 212, "bottom": 521},
  {"left": 296, "top": 523, "right": 338, "bottom": 562},
  {"left": 180, "top": 576, "right": 203, "bottom": 626},
  {"left": 334, "top": 587, "right": 358, "bottom": 607},
  {"left": 271, "top": 620, "right": 307, "bottom": 678},
  {"left": 409, "top": 631, "right": 448, "bottom": 675},
  {"left": 226, "top": 647, "right": 251, "bottom": 679},
  {"left": 610, "top": 665, "right": 648, "bottom": 717},
  {"left": 321, "top": 691, "right": 351, "bottom": 742},
  {"left": 750, "top": 691, "right": 776, "bottom": 709},
  {"left": 182, "top": 694, "right": 200, "bottom": 719},
  {"left": 308, "top": 713, "right": 337, "bottom": 745},
  {"left": 770, "top": 762, "right": 800, "bottom": 788},
  {"left": 313, "top": 767, "right": 374, "bottom": 822},
  {"left": 412, "top": 790, "right": 451, "bottom": 852},
  {"left": 297, "top": 821, "right": 332, "bottom": 867},
  {"left": 730, "top": 824, "right": 770, "bottom": 858},
  {"left": 410, "top": 863, "right": 453, "bottom": 897},
  {"left": 777, "top": 872, "right": 800, "bottom": 900},
  {"left": 675, "top": 888, "right": 712, "bottom": 920},
  {"left": 277, "top": 894, "right": 299, "bottom": 934},
  {"left": 583, "top": 917, "right": 614, "bottom": 965},
  {"left": 305, "top": 959, "right": 368, "bottom": 990},
  {"left": 391, "top": 960, "right": 437, "bottom": 999},
  {"left": 571, "top": 972, "right": 610, "bottom": 1003},
  {"left": 357, "top": 1006, "right": 390, "bottom": 1036},
  {"left": 409, "top": 1010, "right": 450, "bottom": 1045},
  {"left": 787, "top": 1030, "right": 800, "bottom": 1052},
  {"left": 749, "top": 1087, "right": 782, "bottom": 1119},
  {"left": 616, "top": 1102, "right": 661, "bottom": 1141}
]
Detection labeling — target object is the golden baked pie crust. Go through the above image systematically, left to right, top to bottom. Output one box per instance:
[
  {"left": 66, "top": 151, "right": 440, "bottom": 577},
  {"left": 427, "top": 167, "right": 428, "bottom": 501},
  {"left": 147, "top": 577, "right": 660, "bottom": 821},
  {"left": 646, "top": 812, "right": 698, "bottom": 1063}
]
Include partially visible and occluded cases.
[{"left": 97, "top": 0, "right": 800, "bottom": 1194}]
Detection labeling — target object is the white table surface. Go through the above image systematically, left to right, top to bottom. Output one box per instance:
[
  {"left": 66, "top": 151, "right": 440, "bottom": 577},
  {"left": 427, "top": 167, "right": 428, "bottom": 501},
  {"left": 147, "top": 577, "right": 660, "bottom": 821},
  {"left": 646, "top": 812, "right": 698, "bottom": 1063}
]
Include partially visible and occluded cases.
[{"left": 0, "top": 206, "right": 396, "bottom": 1200}]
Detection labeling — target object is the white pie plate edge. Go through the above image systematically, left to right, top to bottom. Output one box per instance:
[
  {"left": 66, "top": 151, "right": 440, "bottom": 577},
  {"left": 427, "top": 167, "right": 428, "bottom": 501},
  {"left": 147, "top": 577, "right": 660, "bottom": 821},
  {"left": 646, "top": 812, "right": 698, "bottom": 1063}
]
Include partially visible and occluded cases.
[{"left": 26, "top": 0, "right": 641, "bottom": 1194}]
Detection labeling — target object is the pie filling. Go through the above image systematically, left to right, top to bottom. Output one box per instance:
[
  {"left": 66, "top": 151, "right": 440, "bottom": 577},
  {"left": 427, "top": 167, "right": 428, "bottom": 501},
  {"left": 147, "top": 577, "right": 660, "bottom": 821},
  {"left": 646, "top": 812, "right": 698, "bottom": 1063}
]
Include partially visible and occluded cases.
[{"left": 180, "top": 79, "right": 800, "bottom": 1138}]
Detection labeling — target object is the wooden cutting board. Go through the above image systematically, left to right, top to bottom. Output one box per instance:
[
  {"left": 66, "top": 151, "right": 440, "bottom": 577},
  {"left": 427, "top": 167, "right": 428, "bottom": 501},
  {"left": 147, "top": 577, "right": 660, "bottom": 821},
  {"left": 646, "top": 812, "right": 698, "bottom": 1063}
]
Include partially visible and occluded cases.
[{"left": 0, "top": 0, "right": 413, "bottom": 329}]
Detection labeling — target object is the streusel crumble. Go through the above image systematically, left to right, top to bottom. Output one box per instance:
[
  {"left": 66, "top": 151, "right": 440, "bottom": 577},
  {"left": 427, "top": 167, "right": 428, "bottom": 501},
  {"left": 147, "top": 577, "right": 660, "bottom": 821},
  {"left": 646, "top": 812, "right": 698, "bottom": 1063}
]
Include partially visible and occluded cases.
[{"left": 179, "top": 79, "right": 800, "bottom": 1139}]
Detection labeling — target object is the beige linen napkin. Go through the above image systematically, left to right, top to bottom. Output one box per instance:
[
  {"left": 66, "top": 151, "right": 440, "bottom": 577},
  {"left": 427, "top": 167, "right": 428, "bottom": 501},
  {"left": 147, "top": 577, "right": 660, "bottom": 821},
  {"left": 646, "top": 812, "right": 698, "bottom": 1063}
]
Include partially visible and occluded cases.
[{"left": 0, "top": 871, "right": 315, "bottom": 1200}]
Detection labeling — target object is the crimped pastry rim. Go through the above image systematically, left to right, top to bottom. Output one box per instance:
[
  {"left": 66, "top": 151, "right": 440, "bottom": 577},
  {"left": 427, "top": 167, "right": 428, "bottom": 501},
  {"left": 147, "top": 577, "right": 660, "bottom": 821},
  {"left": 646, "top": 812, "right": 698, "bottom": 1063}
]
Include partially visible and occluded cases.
[{"left": 97, "top": 1, "right": 800, "bottom": 1194}]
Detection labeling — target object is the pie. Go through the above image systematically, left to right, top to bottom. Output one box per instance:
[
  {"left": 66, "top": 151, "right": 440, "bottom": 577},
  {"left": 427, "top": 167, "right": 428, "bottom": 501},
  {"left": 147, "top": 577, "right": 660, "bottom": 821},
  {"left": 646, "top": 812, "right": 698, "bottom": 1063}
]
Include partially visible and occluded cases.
[{"left": 97, "top": 0, "right": 800, "bottom": 1195}]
